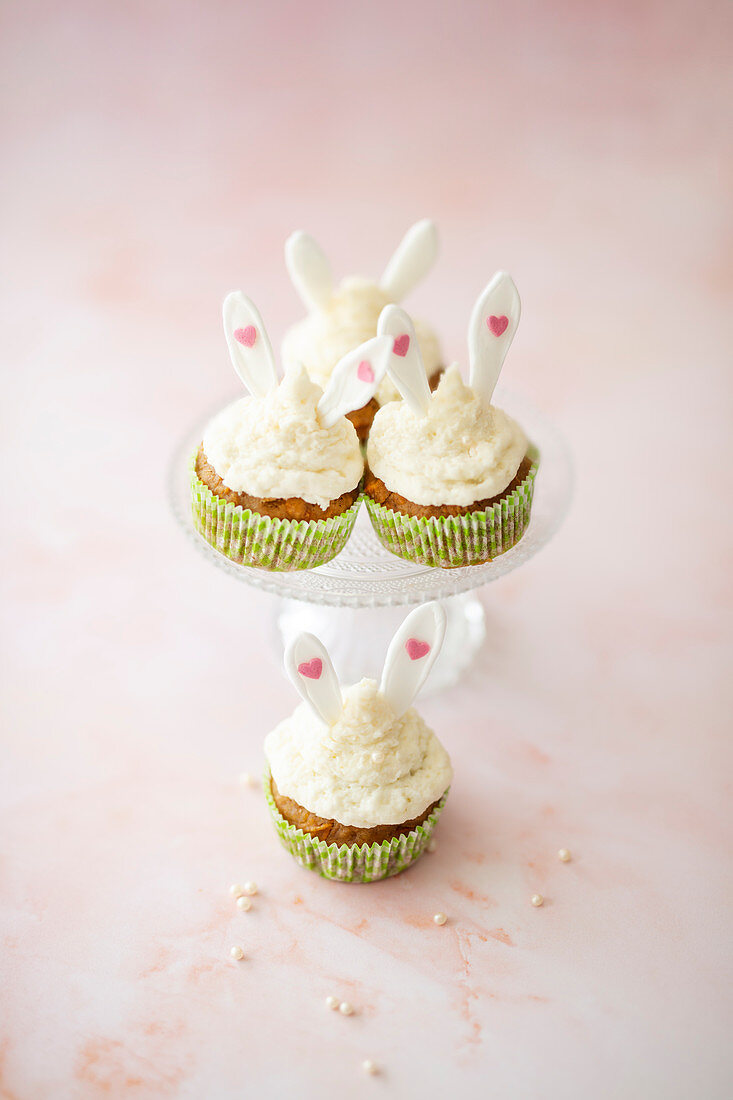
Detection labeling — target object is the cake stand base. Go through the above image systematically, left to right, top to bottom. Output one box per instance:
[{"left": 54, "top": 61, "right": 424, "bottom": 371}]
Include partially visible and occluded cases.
[{"left": 276, "top": 592, "right": 486, "bottom": 694}]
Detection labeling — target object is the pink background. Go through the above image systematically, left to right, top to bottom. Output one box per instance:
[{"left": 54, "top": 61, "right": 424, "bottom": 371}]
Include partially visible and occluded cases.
[{"left": 2, "top": 1, "right": 732, "bottom": 1096}]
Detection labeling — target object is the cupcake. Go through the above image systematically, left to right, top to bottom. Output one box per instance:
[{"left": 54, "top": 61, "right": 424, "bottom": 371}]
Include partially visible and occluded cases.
[
  {"left": 281, "top": 220, "right": 444, "bottom": 440},
  {"left": 363, "top": 273, "right": 539, "bottom": 568},
  {"left": 191, "top": 291, "right": 392, "bottom": 570},
  {"left": 264, "top": 602, "right": 451, "bottom": 882}
]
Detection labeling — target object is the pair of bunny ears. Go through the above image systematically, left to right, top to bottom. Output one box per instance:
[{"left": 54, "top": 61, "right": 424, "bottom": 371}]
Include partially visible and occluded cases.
[
  {"left": 285, "top": 219, "right": 439, "bottom": 313},
  {"left": 378, "top": 270, "right": 521, "bottom": 410},
  {"left": 223, "top": 292, "right": 393, "bottom": 428},
  {"left": 285, "top": 602, "right": 446, "bottom": 726}
]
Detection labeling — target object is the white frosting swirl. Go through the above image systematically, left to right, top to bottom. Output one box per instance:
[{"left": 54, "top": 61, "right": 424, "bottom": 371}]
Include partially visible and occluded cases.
[
  {"left": 281, "top": 276, "right": 442, "bottom": 405},
  {"left": 367, "top": 364, "right": 528, "bottom": 506},
  {"left": 202, "top": 366, "right": 363, "bottom": 509},
  {"left": 265, "top": 678, "right": 452, "bottom": 828}
]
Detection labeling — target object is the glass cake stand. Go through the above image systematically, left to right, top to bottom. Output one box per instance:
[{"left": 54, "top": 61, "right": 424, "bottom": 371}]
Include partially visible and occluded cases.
[{"left": 169, "top": 386, "right": 573, "bottom": 690}]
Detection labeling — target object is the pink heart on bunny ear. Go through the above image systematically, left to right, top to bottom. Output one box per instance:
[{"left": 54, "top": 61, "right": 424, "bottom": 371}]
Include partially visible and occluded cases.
[
  {"left": 487, "top": 315, "right": 509, "bottom": 337},
  {"left": 234, "top": 325, "right": 257, "bottom": 347},
  {"left": 392, "top": 334, "right": 410, "bottom": 357},
  {"left": 357, "top": 360, "right": 374, "bottom": 383},
  {"left": 405, "top": 638, "right": 430, "bottom": 661},
  {"left": 298, "top": 658, "right": 323, "bottom": 680}
]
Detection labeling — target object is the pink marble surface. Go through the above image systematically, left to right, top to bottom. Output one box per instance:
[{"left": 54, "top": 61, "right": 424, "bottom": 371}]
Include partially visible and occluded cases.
[{"left": 2, "top": 1, "right": 732, "bottom": 1096}]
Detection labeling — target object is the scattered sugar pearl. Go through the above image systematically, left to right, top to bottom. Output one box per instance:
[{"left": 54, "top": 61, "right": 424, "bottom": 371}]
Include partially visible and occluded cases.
[
  {"left": 371, "top": 751, "right": 384, "bottom": 764},
  {"left": 239, "top": 772, "right": 254, "bottom": 787},
  {"left": 427, "top": 839, "right": 438, "bottom": 853},
  {"left": 558, "top": 848, "right": 572, "bottom": 862},
  {"left": 243, "top": 881, "right": 258, "bottom": 896},
  {"left": 229, "top": 883, "right": 245, "bottom": 898},
  {"left": 531, "top": 894, "right": 544, "bottom": 907},
  {"left": 236, "top": 896, "right": 252, "bottom": 911},
  {"left": 433, "top": 912, "right": 447, "bottom": 926},
  {"left": 230, "top": 946, "right": 244, "bottom": 960},
  {"left": 325, "top": 996, "right": 339, "bottom": 1010},
  {"left": 339, "top": 1001, "right": 354, "bottom": 1016},
  {"left": 362, "top": 1060, "right": 378, "bottom": 1075}
]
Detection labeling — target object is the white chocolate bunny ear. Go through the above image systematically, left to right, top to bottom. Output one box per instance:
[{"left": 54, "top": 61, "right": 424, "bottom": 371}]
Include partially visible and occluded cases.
[
  {"left": 379, "top": 219, "right": 439, "bottom": 301},
  {"left": 285, "top": 231, "right": 334, "bottom": 312},
  {"left": 468, "top": 271, "right": 521, "bottom": 403},
  {"left": 223, "top": 291, "right": 279, "bottom": 397},
  {"left": 377, "top": 305, "right": 431, "bottom": 417},
  {"left": 317, "top": 334, "right": 393, "bottom": 429},
  {"left": 380, "top": 602, "right": 447, "bottom": 718},
  {"left": 284, "top": 632, "right": 342, "bottom": 726}
]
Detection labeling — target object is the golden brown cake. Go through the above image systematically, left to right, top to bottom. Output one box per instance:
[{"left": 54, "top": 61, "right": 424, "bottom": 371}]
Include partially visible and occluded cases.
[
  {"left": 196, "top": 444, "right": 359, "bottom": 521},
  {"left": 363, "top": 453, "right": 533, "bottom": 519},
  {"left": 270, "top": 776, "right": 442, "bottom": 848}
]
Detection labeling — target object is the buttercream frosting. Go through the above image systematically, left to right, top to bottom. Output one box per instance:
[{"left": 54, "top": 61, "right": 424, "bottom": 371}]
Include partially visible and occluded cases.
[
  {"left": 282, "top": 277, "right": 442, "bottom": 405},
  {"left": 366, "top": 364, "right": 528, "bottom": 506},
  {"left": 202, "top": 365, "right": 363, "bottom": 509},
  {"left": 264, "top": 678, "right": 452, "bottom": 828}
]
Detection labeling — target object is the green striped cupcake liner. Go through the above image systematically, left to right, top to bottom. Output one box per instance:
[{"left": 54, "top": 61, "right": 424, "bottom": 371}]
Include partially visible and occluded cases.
[
  {"left": 364, "top": 447, "right": 539, "bottom": 568},
  {"left": 190, "top": 454, "right": 361, "bottom": 571},
  {"left": 264, "top": 773, "right": 449, "bottom": 884}
]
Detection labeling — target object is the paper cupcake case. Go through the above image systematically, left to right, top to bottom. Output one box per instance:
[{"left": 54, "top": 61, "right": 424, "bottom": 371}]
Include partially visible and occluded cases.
[
  {"left": 364, "top": 448, "right": 540, "bottom": 568},
  {"left": 190, "top": 455, "right": 361, "bottom": 571},
  {"left": 264, "top": 775, "right": 449, "bottom": 884}
]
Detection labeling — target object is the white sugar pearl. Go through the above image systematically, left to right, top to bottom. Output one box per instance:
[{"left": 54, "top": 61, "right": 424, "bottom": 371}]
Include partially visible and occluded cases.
[
  {"left": 371, "top": 751, "right": 384, "bottom": 764},
  {"left": 239, "top": 772, "right": 254, "bottom": 787},
  {"left": 427, "top": 839, "right": 437, "bottom": 853},
  {"left": 558, "top": 848, "right": 572, "bottom": 862},
  {"left": 244, "top": 881, "right": 258, "bottom": 896},
  {"left": 229, "top": 883, "right": 245, "bottom": 898},
  {"left": 531, "top": 894, "right": 544, "bottom": 907},
  {"left": 236, "top": 896, "right": 252, "bottom": 911},
  {"left": 433, "top": 912, "right": 447, "bottom": 926},
  {"left": 230, "top": 945, "right": 244, "bottom": 960},
  {"left": 325, "top": 996, "right": 339, "bottom": 1010},
  {"left": 339, "top": 1001, "right": 354, "bottom": 1016},
  {"left": 362, "top": 1060, "right": 378, "bottom": 1075}
]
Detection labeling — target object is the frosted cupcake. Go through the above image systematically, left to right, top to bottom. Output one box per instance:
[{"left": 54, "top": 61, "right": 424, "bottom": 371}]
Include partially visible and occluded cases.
[
  {"left": 281, "top": 220, "right": 443, "bottom": 440},
  {"left": 364, "top": 273, "right": 539, "bottom": 567},
  {"left": 192, "top": 292, "right": 392, "bottom": 571},
  {"left": 265, "top": 603, "right": 451, "bottom": 883}
]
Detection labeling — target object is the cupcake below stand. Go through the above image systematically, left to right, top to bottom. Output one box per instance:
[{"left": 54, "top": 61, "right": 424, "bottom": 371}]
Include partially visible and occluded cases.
[{"left": 170, "top": 386, "right": 573, "bottom": 690}]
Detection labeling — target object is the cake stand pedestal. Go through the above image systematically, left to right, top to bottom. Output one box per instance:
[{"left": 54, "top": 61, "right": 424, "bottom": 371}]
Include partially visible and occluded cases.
[{"left": 170, "top": 386, "right": 573, "bottom": 691}]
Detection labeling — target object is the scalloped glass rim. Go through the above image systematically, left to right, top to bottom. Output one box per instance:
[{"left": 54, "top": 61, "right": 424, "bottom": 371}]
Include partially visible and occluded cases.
[{"left": 169, "top": 386, "right": 573, "bottom": 608}]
